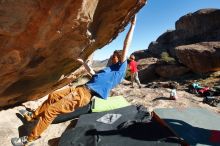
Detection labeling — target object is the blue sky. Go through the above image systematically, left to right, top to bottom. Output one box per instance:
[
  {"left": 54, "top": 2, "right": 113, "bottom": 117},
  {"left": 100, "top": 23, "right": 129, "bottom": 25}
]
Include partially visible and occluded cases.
[{"left": 93, "top": 0, "right": 220, "bottom": 60}]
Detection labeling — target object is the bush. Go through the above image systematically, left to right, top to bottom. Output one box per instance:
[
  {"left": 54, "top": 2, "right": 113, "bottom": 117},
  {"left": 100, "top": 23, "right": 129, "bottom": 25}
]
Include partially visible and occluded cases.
[{"left": 160, "top": 52, "right": 176, "bottom": 63}]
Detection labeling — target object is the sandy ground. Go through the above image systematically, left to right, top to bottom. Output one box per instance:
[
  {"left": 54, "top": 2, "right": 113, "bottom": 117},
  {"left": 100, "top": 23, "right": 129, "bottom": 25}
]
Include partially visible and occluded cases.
[{"left": 112, "top": 81, "right": 220, "bottom": 114}]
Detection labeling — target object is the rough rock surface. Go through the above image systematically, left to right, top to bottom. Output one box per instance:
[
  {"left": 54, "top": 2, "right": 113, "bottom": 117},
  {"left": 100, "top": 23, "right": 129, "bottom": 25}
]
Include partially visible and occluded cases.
[
  {"left": 0, "top": 0, "right": 146, "bottom": 108},
  {"left": 146, "top": 8, "right": 220, "bottom": 74},
  {"left": 148, "top": 8, "right": 220, "bottom": 58},
  {"left": 176, "top": 9, "right": 220, "bottom": 37},
  {"left": 175, "top": 42, "right": 220, "bottom": 73},
  {"left": 131, "top": 49, "right": 149, "bottom": 60},
  {"left": 137, "top": 57, "right": 159, "bottom": 83},
  {"left": 155, "top": 64, "right": 190, "bottom": 78}
]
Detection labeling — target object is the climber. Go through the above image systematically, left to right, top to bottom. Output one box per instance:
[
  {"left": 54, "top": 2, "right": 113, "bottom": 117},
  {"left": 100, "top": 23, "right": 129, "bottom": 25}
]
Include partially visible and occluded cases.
[
  {"left": 11, "top": 15, "right": 137, "bottom": 146},
  {"left": 129, "top": 54, "right": 141, "bottom": 88}
]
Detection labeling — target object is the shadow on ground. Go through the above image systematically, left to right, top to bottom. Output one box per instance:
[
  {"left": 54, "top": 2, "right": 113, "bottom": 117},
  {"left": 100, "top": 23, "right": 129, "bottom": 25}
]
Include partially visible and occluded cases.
[{"left": 152, "top": 97, "right": 174, "bottom": 101}]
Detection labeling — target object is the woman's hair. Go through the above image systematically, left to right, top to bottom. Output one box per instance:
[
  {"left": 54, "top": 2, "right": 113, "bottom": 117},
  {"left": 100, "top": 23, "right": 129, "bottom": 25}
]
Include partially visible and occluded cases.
[
  {"left": 113, "top": 50, "right": 122, "bottom": 61},
  {"left": 130, "top": 54, "right": 135, "bottom": 60}
]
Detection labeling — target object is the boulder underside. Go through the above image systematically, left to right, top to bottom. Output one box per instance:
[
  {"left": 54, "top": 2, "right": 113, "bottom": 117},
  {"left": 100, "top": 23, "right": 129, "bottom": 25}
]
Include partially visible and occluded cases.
[{"left": 0, "top": 0, "right": 146, "bottom": 108}]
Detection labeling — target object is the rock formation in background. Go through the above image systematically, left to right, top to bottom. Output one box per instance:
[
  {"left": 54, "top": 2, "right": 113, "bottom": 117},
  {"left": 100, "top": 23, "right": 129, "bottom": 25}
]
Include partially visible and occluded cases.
[
  {"left": 0, "top": 0, "right": 146, "bottom": 108},
  {"left": 137, "top": 9, "right": 220, "bottom": 83},
  {"left": 147, "top": 9, "right": 220, "bottom": 71},
  {"left": 175, "top": 42, "right": 220, "bottom": 73},
  {"left": 130, "top": 50, "right": 159, "bottom": 83}
]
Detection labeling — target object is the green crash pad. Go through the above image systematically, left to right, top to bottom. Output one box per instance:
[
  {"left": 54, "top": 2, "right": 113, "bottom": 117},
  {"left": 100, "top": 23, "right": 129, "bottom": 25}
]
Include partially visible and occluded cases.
[
  {"left": 91, "top": 95, "right": 131, "bottom": 112},
  {"left": 153, "top": 108, "right": 220, "bottom": 146}
]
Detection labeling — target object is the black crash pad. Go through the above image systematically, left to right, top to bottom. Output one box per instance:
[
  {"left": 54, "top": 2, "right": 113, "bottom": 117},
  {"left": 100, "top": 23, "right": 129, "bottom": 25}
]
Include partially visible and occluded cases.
[{"left": 59, "top": 105, "right": 181, "bottom": 146}]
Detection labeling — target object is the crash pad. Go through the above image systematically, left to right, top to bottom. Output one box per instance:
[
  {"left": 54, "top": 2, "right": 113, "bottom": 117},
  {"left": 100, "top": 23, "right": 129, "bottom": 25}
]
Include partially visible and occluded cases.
[
  {"left": 91, "top": 95, "right": 131, "bottom": 112},
  {"left": 59, "top": 105, "right": 181, "bottom": 146},
  {"left": 153, "top": 108, "right": 220, "bottom": 146}
]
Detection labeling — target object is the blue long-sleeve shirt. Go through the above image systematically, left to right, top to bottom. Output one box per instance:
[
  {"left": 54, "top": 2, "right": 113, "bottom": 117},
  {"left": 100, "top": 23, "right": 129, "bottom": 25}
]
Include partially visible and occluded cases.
[{"left": 86, "top": 61, "right": 127, "bottom": 99}]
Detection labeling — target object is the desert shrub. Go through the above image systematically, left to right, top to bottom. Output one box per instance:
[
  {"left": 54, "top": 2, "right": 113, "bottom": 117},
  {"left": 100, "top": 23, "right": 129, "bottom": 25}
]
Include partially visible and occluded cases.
[{"left": 160, "top": 52, "right": 176, "bottom": 63}]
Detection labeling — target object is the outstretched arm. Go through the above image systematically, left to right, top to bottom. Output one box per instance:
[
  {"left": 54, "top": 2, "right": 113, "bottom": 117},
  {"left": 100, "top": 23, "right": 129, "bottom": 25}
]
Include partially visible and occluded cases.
[
  {"left": 121, "top": 15, "right": 136, "bottom": 62},
  {"left": 77, "top": 58, "right": 95, "bottom": 76}
]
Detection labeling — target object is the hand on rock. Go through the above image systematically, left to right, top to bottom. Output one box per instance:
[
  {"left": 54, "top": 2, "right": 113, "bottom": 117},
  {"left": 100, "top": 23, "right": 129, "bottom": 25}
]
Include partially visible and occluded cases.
[
  {"left": 131, "top": 15, "right": 136, "bottom": 25},
  {"left": 77, "top": 58, "right": 84, "bottom": 64}
]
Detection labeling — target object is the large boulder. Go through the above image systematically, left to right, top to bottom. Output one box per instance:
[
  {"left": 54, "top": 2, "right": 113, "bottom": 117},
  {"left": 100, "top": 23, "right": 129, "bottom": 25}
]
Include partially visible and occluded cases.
[
  {"left": 0, "top": 0, "right": 146, "bottom": 108},
  {"left": 148, "top": 9, "right": 220, "bottom": 58},
  {"left": 176, "top": 9, "right": 220, "bottom": 38},
  {"left": 175, "top": 42, "right": 220, "bottom": 73},
  {"left": 131, "top": 49, "right": 149, "bottom": 60},
  {"left": 138, "top": 57, "right": 159, "bottom": 83},
  {"left": 155, "top": 64, "right": 190, "bottom": 78}
]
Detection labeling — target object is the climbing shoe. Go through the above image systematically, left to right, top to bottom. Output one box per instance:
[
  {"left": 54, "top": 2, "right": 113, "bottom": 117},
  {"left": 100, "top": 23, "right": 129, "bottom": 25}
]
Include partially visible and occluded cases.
[{"left": 19, "top": 109, "right": 34, "bottom": 122}]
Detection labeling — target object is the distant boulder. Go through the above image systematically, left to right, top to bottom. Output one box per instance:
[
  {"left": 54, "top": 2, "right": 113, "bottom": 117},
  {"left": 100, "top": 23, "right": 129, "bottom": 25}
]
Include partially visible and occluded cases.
[
  {"left": 148, "top": 8, "right": 220, "bottom": 58},
  {"left": 176, "top": 9, "right": 220, "bottom": 38},
  {"left": 175, "top": 42, "right": 220, "bottom": 73},
  {"left": 131, "top": 49, "right": 149, "bottom": 60},
  {"left": 137, "top": 57, "right": 159, "bottom": 83},
  {"left": 92, "top": 59, "right": 109, "bottom": 71},
  {"left": 155, "top": 64, "right": 190, "bottom": 78}
]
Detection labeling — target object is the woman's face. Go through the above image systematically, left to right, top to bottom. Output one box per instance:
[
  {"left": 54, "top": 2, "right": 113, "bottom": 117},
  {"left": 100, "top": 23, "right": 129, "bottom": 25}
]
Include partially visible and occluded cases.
[{"left": 112, "top": 54, "right": 119, "bottom": 64}]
